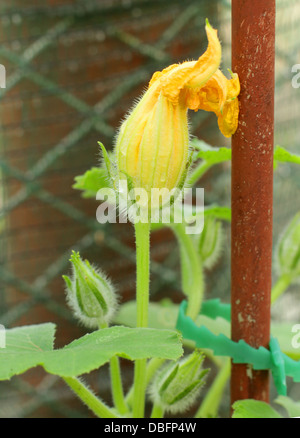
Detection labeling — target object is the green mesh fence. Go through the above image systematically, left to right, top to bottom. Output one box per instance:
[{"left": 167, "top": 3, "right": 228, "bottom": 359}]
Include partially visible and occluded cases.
[{"left": 0, "top": 0, "right": 299, "bottom": 418}]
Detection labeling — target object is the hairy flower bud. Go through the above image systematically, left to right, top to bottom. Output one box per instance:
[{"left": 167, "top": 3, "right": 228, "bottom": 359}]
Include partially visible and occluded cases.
[
  {"left": 115, "top": 21, "right": 239, "bottom": 211},
  {"left": 116, "top": 90, "right": 189, "bottom": 210},
  {"left": 275, "top": 212, "right": 300, "bottom": 281},
  {"left": 198, "top": 216, "right": 223, "bottom": 269},
  {"left": 63, "top": 251, "right": 118, "bottom": 328},
  {"left": 149, "top": 350, "right": 209, "bottom": 414}
]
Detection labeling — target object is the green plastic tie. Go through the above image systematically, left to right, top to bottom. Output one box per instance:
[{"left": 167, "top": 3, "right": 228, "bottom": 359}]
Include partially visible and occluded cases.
[
  {"left": 201, "top": 298, "right": 231, "bottom": 322},
  {"left": 176, "top": 300, "right": 300, "bottom": 396},
  {"left": 269, "top": 336, "right": 286, "bottom": 396}
]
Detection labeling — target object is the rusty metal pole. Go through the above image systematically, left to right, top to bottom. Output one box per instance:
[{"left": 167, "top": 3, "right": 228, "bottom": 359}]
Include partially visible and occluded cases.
[{"left": 231, "top": 0, "right": 276, "bottom": 404}]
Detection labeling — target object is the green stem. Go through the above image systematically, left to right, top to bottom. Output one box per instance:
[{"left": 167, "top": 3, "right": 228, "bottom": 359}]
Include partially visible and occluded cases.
[
  {"left": 188, "top": 161, "right": 212, "bottom": 186},
  {"left": 132, "top": 220, "right": 151, "bottom": 418},
  {"left": 134, "top": 221, "right": 151, "bottom": 328},
  {"left": 172, "top": 222, "right": 204, "bottom": 320},
  {"left": 271, "top": 273, "right": 293, "bottom": 304},
  {"left": 99, "top": 322, "right": 128, "bottom": 416},
  {"left": 109, "top": 355, "right": 129, "bottom": 415},
  {"left": 126, "top": 357, "right": 165, "bottom": 408},
  {"left": 145, "top": 357, "right": 165, "bottom": 385},
  {"left": 194, "top": 358, "right": 230, "bottom": 418},
  {"left": 133, "top": 359, "right": 147, "bottom": 418},
  {"left": 63, "top": 376, "right": 118, "bottom": 418},
  {"left": 151, "top": 403, "right": 164, "bottom": 418}
]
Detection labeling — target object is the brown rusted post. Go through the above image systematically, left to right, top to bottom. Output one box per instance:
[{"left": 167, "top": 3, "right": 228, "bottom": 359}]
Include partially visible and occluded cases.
[{"left": 231, "top": 0, "right": 276, "bottom": 404}]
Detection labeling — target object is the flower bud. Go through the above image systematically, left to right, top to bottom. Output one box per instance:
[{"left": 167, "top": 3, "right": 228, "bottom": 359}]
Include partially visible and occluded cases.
[
  {"left": 114, "top": 21, "right": 238, "bottom": 212},
  {"left": 116, "top": 88, "right": 190, "bottom": 211},
  {"left": 275, "top": 212, "right": 300, "bottom": 281},
  {"left": 198, "top": 216, "right": 223, "bottom": 269},
  {"left": 63, "top": 251, "right": 118, "bottom": 328},
  {"left": 150, "top": 350, "right": 209, "bottom": 414}
]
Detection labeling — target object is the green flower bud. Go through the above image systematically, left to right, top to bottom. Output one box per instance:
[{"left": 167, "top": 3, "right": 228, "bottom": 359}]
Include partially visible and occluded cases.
[
  {"left": 275, "top": 212, "right": 300, "bottom": 281},
  {"left": 198, "top": 216, "right": 223, "bottom": 269},
  {"left": 63, "top": 251, "right": 118, "bottom": 329},
  {"left": 150, "top": 350, "right": 209, "bottom": 414}
]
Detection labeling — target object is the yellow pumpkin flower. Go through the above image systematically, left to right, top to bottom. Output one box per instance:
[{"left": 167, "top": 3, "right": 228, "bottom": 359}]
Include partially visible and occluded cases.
[{"left": 115, "top": 20, "right": 239, "bottom": 209}]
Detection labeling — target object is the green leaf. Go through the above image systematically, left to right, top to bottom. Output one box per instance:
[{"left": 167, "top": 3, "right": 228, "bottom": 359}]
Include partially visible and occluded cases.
[
  {"left": 191, "top": 139, "right": 231, "bottom": 164},
  {"left": 191, "top": 141, "right": 300, "bottom": 169},
  {"left": 98, "top": 142, "right": 115, "bottom": 183},
  {"left": 274, "top": 145, "right": 300, "bottom": 165},
  {"left": 73, "top": 167, "right": 110, "bottom": 198},
  {"left": 114, "top": 300, "right": 230, "bottom": 338},
  {"left": 115, "top": 301, "right": 229, "bottom": 369},
  {"left": 0, "top": 323, "right": 56, "bottom": 380},
  {"left": 0, "top": 325, "right": 182, "bottom": 379},
  {"left": 44, "top": 326, "right": 183, "bottom": 377},
  {"left": 275, "top": 395, "right": 300, "bottom": 418},
  {"left": 232, "top": 400, "right": 282, "bottom": 418}
]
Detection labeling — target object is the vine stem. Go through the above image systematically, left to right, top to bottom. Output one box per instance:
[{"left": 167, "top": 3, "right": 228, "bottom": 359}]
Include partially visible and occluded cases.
[
  {"left": 188, "top": 160, "right": 212, "bottom": 186},
  {"left": 132, "top": 220, "right": 151, "bottom": 418},
  {"left": 172, "top": 222, "right": 204, "bottom": 320},
  {"left": 271, "top": 273, "right": 293, "bottom": 304},
  {"left": 100, "top": 322, "right": 128, "bottom": 416},
  {"left": 109, "top": 355, "right": 129, "bottom": 415},
  {"left": 126, "top": 357, "right": 165, "bottom": 408},
  {"left": 195, "top": 358, "right": 230, "bottom": 418},
  {"left": 63, "top": 376, "right": 118, "bottom": 418},
  {"left": 151, "top": 403, "right": 164, "bottom": 418}
]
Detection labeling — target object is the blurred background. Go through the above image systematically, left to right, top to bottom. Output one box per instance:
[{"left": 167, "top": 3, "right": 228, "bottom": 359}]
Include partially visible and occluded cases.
[{"left": 0, "top": 0, "right": 299, "bottom": 418}]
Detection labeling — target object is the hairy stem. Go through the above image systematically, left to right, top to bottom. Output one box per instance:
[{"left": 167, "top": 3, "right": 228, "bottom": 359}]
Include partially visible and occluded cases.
[
  {"left": 188, "top": 161, "right": 212, "bottom": 186},
  {"left": 132, "top": 221, "right": 151, "bottom": 418},
  {"left": 172, "top": 222, "right": 204, "bottom": 320},
  {"left": 271, "top": 273, "right": 293, "bottom": 304},
  {"left": 109, "top": 355, "right": 129, "bottom": 415},
  {"left": 126, "top": 357, "right": 165, "bottom": 408},
  {"left": 195, "top": 358, "right": 230, "bottom": 418},
  {"left": 63, "top": 376, "right": 118, "bottom": 418},
  {"left": 151, "top": 403, "right": 164, "bottom": 418}
]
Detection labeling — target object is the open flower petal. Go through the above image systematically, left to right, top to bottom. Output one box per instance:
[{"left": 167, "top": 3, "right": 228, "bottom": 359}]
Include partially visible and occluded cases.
[
  {"left": 149, "top": 21, "right": 222, "bottom": 105},
  {"left": 184, "top": 69, "right": 240, "bottom": 137},
  {"left": 185, "top": 69, "right": 228, "bottom": 113},
  {"left": 227, "top": 71, "right": 240, "bottom": 99},
  {"left": 218, "top": 97, "right": 239, "bottom": 138}
]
